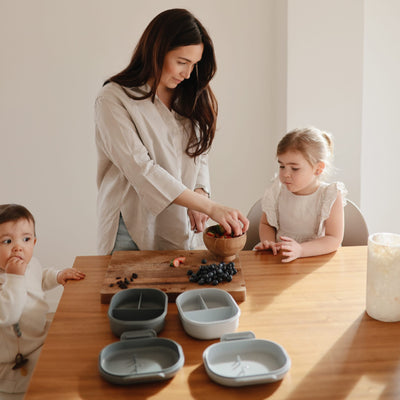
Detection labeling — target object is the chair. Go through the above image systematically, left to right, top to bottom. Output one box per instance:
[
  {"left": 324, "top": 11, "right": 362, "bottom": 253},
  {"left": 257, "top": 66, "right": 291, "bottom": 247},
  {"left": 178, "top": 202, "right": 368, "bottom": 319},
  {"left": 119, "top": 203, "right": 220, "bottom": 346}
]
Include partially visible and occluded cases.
[
  {"left": 243, "top": 197, "right": 369, "bottom": 250},
  {"left": 243, "top": 198, "right": 262, "bottom": 250},
  {"left": 342, "top": 199, "right": 369, "bottom": 246}
]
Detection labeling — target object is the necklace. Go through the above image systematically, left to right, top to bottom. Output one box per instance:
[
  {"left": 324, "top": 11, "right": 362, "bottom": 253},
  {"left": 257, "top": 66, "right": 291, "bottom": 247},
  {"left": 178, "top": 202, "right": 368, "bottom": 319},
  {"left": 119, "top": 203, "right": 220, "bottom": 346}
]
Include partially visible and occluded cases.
[{"left": 12, "top": 323, "right": 28, "bottom": 376}]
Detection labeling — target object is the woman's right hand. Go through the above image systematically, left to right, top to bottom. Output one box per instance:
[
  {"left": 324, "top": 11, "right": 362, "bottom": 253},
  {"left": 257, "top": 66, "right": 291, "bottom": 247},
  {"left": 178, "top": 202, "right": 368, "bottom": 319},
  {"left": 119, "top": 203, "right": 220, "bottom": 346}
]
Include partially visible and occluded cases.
[{"left": 174, "top": 189, "right": 249, "bottom": 236}]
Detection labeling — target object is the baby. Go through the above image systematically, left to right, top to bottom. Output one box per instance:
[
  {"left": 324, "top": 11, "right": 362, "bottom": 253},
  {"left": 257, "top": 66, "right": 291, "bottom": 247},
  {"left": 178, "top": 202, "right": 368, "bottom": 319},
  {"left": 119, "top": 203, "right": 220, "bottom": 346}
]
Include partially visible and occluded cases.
[{"left": 0, "top": 204, "right": 85, "bottom": 397}]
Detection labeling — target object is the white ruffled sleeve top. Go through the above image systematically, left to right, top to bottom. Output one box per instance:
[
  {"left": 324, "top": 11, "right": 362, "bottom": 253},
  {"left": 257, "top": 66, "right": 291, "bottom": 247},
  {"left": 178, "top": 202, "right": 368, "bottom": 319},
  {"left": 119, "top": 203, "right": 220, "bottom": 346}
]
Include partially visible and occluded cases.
[{"left": 261, "top": 178, "right": 347, "bottom": 243}]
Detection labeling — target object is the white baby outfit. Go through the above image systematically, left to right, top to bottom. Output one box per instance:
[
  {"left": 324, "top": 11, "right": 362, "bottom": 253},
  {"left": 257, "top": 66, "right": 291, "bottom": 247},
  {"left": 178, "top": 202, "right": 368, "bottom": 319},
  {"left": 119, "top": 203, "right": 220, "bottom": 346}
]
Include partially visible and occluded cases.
[
  {"left": 261, "top": 178, "right": 347, "bottom": 243},
  {"left": 0, "top": 257, "right": 60, "bottom": 395}
]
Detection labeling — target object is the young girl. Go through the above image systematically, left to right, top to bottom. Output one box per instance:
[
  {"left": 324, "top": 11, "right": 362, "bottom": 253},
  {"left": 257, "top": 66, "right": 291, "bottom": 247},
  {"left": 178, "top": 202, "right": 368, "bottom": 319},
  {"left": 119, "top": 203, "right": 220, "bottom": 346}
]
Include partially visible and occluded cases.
[
  {"left": 255, "top": 127, "right": 347, "bottom": 263},
  {"left": 0, "top": 204, "right": 85, "bottom": 398}
]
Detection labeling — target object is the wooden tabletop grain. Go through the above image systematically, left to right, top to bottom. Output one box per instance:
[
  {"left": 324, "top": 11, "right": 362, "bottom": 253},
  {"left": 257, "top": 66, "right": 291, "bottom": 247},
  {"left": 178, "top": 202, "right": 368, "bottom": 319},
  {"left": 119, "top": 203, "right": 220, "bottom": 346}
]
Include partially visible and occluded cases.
[{"left": 25, "top": 247, "right": 400, "bottom": 400}]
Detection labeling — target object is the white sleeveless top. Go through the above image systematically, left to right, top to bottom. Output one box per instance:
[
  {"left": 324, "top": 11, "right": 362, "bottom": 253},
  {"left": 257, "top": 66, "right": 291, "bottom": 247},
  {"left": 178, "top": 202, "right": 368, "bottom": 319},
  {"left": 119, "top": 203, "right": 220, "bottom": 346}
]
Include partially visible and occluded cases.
[{"left": 261, "top": 178, "right": 347, "bottom": 243}]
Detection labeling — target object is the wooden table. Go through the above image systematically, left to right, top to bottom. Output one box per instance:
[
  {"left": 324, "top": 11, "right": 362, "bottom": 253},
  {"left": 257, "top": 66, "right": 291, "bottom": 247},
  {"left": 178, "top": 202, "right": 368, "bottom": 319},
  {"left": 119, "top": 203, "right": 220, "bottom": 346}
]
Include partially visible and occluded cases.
[{"left": 25, "top": 247, "right": 400, "bottom": 399}]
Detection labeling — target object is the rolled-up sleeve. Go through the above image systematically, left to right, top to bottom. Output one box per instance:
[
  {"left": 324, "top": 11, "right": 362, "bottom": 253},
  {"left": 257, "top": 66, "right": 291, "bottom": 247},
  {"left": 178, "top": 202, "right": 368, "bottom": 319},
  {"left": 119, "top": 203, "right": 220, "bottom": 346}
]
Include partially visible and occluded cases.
[{"left": 194, "top": 153, "right": 211, "bottom": 197}]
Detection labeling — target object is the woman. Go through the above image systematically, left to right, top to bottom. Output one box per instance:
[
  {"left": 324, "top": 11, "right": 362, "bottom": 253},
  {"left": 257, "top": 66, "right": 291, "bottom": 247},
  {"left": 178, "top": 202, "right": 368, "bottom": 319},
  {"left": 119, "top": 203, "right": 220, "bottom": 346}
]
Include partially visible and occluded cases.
[{"left": 95, "top": 8, "right": 248, "bottom": 254}]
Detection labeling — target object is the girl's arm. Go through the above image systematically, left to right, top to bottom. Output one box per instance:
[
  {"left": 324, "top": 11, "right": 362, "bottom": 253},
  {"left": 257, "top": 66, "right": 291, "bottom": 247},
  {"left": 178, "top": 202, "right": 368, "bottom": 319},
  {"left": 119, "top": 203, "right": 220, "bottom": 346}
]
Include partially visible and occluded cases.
[
  {"left": 174, "top": 189, "right": 249, "bottom": 236},
  {"left": 280, "top": 191, "right": 344, "bottom": 262},
  {"left": 254, "top": 212, "right": 281, "bottom": 254},
  {"left": 259, "top": 212, "right": 277, "bottom": 243}
]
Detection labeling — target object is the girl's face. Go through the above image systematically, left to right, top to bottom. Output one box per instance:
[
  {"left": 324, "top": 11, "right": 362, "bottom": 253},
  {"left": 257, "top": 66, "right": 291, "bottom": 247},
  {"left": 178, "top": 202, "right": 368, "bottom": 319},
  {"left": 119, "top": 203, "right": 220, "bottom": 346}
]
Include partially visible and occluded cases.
[
  {"left": 159, "top": 44, "right": 204, "bottom": 91},
  {"left": 278, "top": 150, "right": 324, "bottom": 195},
  {"left": 0, "top": 218, "right": 36, "bottom": 270}
]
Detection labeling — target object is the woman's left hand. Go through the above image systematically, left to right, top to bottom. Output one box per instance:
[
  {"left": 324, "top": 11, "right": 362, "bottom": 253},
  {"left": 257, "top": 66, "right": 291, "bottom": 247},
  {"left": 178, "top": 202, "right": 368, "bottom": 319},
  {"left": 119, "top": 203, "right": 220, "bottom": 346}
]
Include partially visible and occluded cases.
[
  {"left": 188, "top": 188, "right": 210, "bottom": 232},
  {"left": 188, "top": 209, "right": 209, "bottom": 232},
  {"left": 279, "top": 236, "right": 303, "bottom": 263}
]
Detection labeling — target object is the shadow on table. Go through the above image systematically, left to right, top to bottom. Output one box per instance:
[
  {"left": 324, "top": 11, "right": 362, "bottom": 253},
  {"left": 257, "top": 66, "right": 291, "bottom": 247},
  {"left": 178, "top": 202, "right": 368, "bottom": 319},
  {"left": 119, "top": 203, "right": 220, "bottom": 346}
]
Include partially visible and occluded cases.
[
  {"left": 240, "top": 250, "right": 336, "bottom": 312},
  {"left": 284, "top": 312, "right": 400, "bottom": 399},
  {"left": 77, "top": 361, "right": 166, "bottom": 399},
  {"left": 187, "top": 363, "right": 282, "bottom": 399}
]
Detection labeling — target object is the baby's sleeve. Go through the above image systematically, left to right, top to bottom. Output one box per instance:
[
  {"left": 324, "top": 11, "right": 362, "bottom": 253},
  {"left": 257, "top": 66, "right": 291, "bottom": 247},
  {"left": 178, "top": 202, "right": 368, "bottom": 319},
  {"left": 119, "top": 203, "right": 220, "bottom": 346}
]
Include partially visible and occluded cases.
[
  {"left": 29, "top": 258, "right": 60, "bottom": 291},
  {"left": 0, "top": 272, "right": 27, "bottom": 326}
]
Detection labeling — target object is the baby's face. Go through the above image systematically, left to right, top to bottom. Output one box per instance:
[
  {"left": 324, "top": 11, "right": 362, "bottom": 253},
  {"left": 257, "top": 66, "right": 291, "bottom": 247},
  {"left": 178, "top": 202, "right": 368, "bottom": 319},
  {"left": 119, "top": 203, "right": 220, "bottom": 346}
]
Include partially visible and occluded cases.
[{"left": 0, "top": 218, "right": 36, "bottom": 270}]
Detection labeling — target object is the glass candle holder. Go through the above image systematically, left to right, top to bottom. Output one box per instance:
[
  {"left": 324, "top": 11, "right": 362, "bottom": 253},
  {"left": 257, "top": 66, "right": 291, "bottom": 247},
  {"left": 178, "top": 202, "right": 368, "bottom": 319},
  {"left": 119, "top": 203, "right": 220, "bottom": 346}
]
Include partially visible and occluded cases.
[{"left": 366, "top": 232, "right": 400, "bottom": 322}]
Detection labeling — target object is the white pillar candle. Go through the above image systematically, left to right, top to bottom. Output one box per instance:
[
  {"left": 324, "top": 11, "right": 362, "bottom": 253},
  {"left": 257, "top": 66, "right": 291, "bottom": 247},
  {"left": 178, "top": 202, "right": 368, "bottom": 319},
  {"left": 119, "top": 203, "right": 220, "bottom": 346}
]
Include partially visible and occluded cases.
[{"left": 366, "top": 232, "right": 400, "bottom": 322}]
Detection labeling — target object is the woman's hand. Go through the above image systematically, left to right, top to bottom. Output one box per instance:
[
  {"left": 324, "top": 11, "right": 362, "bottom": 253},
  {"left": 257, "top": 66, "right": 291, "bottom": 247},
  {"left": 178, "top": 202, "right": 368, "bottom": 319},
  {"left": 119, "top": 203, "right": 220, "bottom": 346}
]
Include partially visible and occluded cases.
[
  {"left": 188, "top": 188, "right": 210, "bottom": 232},
  {"left": 174, "top": 189, "right": 249, "bottom": 236},
  {"left": 208, "top": 204, "right": 249, "bottom": 236},
  {"left": 188, "top": 209, "right": 209, "bottom": 232},
  {"left": 279, "top": 236, "right": 303, "bottom": 263},
  {"left": 254, "top": 240, "right": 281, "bottom": 255},
  {"left": 57, "top": 268, "right": 86, "bottom": 285}
]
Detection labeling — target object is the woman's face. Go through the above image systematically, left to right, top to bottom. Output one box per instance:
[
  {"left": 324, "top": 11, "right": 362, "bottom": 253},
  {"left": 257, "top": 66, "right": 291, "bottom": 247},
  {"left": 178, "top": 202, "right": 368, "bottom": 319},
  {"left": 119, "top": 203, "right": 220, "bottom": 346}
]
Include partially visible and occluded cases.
[{"left": 159, "top": 44, "right": 204, "bottom": 91}]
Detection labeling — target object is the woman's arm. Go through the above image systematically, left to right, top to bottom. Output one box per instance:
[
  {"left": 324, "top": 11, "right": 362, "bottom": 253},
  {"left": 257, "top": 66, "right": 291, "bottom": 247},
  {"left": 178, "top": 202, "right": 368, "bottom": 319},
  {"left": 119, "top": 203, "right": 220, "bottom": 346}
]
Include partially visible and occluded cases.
[
  {"left": 174, "top": 189, "right": 249, "bottom": 236},
  {"left": 280, "top": 191, "right": 344, "bottom": 262}
]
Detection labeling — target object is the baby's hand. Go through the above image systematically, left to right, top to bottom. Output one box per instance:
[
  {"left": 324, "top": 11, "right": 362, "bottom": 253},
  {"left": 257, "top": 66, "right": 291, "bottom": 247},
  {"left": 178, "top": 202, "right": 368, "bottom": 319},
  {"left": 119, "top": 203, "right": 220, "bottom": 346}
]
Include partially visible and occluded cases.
[
  {"left": 279, "top": 236, "right": 302, "bottom": 263},
  {"left": 254, "top": 240, "right": 281, "bottom": 255},
  {"left": 5, "top": 257, "right": 28, "bottom": 275},
  {"left": 57, "top": 268, "right": 86, "bottom": 285}
]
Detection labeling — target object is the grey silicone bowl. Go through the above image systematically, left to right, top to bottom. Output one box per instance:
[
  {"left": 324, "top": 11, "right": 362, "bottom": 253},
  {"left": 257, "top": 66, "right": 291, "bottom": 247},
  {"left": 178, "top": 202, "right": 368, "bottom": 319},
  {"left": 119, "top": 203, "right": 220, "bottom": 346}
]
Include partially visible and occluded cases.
[
  {"left": 108, "top": 288, "right": 168, "bottom": 337},
  {"left": 176, "top": 288, "right": 240, "bottom": 340},
  {"left": 99, "top": 330, "right": 184, "bottom": 384},
  {"left": 203, "top": 331, "right": 291, "bottom": 386}
]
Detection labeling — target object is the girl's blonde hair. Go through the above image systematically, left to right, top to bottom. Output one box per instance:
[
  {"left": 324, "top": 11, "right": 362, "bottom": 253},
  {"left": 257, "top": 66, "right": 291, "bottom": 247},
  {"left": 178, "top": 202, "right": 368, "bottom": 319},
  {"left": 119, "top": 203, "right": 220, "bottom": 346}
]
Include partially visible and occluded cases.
[{"left": 277, "top": 127, "right": 334, "bottom": 175}]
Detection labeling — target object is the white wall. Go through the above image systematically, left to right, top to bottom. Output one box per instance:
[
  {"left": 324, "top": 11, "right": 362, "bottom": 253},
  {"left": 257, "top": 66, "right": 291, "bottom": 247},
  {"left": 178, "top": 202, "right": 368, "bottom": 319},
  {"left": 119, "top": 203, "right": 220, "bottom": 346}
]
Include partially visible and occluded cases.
[
  {"left": 0, "top": 0, "right": 275, "bottom": 268},
  {"left": 285, "top": 0, "right": 364, "bottom": 203},
  {"left": 362, "top": 0, "right": 400, "bottom": 235}
]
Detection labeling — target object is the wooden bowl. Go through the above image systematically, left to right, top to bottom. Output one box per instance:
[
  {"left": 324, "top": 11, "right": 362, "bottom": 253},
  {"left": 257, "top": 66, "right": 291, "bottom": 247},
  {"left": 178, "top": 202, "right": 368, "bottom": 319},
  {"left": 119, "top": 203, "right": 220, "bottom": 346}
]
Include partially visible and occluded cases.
[{"left": 203, "top": 225, "right": 247, "bottom": 262}]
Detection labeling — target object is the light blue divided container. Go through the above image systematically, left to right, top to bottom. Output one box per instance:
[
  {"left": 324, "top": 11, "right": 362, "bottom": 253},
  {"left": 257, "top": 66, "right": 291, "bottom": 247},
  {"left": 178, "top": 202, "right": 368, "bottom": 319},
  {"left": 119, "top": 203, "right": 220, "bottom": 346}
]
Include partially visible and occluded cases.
[
  {"left": 176, "top": 288, "right": 240, "bottom": 340},
  {"left": 203, "top": 331, "right": 291, "bottom": 386}
]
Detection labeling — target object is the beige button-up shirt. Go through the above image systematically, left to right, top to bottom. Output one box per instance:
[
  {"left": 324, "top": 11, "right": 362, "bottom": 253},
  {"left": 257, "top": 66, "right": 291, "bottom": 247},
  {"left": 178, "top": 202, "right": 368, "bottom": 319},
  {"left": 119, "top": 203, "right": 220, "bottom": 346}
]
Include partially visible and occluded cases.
[{"left": 95, "top": 82, "right": 211, "bottom": 254}]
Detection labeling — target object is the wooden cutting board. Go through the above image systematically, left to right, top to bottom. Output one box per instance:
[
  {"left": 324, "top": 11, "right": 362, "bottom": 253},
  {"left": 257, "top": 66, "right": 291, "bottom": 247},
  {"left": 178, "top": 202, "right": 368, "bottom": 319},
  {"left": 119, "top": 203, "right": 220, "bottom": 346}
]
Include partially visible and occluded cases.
[{"left": 100, "top": 250, "right": 246, "bottom": 304}]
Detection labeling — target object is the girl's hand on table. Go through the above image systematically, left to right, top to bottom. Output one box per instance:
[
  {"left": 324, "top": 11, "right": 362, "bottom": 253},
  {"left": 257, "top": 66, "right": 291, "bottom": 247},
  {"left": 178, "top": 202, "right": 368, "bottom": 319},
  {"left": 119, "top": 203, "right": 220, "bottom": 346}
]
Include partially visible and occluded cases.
[
  {"left": 279, "top": 236, "right": 302, "bottom": 263},
  {"left": 254, "top": 240, "right": 281, "bottom": 255},
  {"left": 57, "top": 268, "right": 86, "bottom": 285}
]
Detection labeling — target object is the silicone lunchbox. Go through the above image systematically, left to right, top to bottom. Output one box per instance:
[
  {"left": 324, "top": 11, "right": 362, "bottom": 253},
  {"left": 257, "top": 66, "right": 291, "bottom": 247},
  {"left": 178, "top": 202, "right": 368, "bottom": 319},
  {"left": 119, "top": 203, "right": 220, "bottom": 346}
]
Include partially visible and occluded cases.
[
  {"left": 108, "top": 288, "right": 168, "bottom": 337},
  {"left": 176, "top": 288, "right": 240, "bottom": 340},
  {"left": 98, "top": 329, "right": 184, "bottom": 384},
  {"left": 203, "top": 331, "right": 291, "bottom": 386}
]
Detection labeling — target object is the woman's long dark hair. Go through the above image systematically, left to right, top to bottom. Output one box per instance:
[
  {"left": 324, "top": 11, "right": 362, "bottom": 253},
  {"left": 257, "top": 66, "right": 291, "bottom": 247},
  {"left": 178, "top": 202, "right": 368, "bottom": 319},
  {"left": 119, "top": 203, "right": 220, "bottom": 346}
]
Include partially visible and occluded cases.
[{"left": 105, "top": 8, "right": 218, "bottom": 158}]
